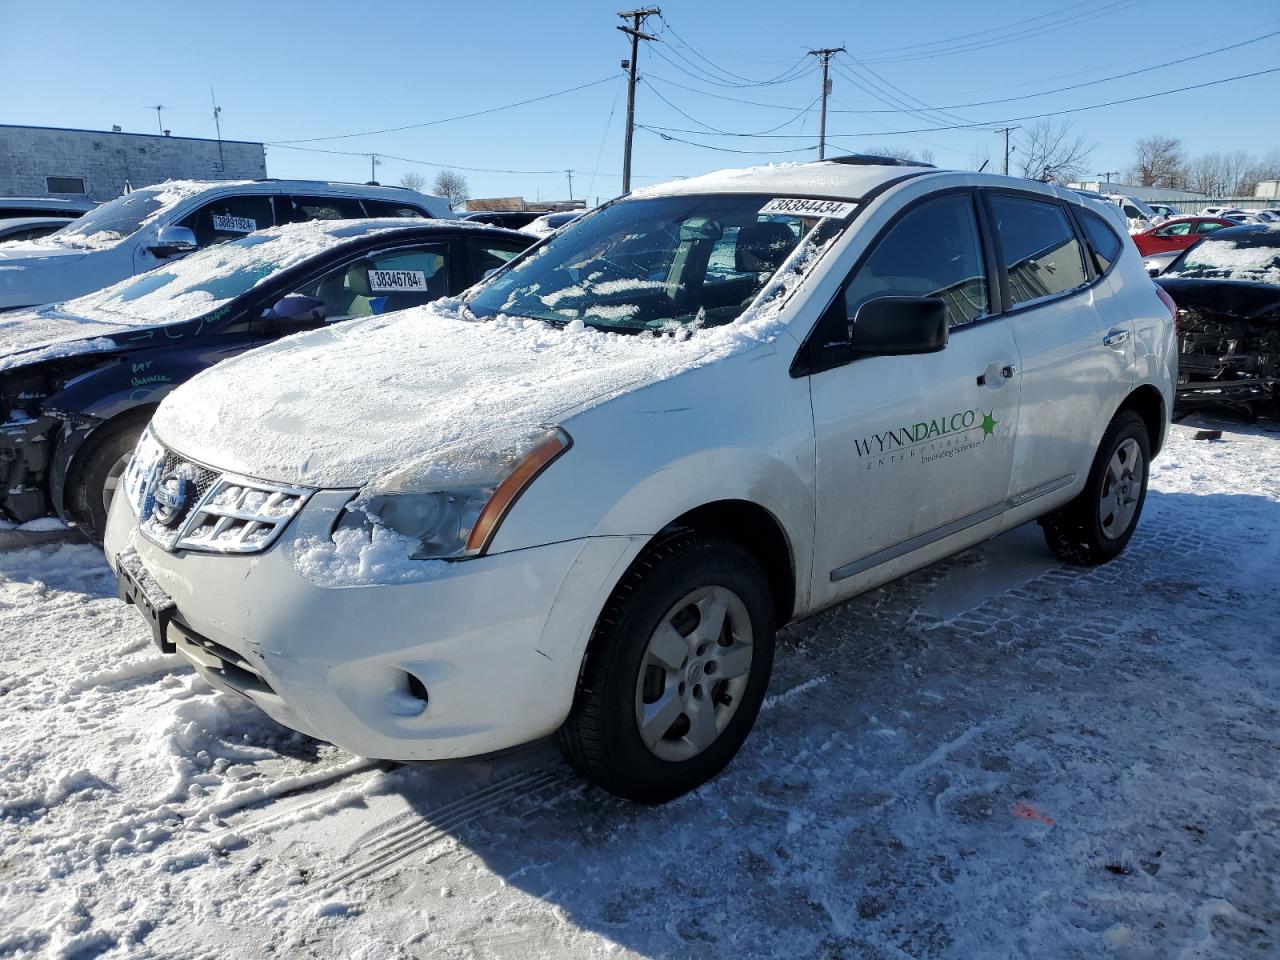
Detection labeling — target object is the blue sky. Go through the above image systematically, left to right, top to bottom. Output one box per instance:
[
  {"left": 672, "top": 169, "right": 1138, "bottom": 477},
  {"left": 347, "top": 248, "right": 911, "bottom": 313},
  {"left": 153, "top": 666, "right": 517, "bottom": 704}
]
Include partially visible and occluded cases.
[{"left": 2, "top": 0, "right": 1278, "bottom": 203}]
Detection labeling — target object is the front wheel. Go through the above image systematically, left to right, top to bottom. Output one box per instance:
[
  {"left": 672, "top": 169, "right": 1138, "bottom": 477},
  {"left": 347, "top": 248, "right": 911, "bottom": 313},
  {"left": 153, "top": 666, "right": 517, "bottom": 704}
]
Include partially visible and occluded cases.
[
  {"left": 1039, "top": 410, "right": 1151, "bottom": 566},
  {"left": 67, "top": 417, "right": 147, "bottom": 544},
  {"left": 557, "top": 534, "right": 775, "bottom": 803}
]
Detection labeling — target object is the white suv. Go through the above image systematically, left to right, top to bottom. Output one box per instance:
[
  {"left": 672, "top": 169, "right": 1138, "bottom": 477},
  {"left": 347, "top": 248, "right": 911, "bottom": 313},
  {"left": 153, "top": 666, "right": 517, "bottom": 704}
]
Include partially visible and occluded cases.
[
  {"left": 106, "top": 158, "right": 1176, "bottom": 803},
  {"left": 0, "top": 179, "right": 454, "bottom": 309}
]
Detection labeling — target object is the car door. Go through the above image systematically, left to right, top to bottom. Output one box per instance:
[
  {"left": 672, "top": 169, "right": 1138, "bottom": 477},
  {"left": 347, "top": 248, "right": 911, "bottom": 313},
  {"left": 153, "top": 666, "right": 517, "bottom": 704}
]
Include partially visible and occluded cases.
[
  {"left": 807, "top": 191, "right": 1022, "bottom": 609},
  {"left": 986, "top": 191, "right": 1132, "bottom": 509},
  {"left": 1148, "top": 221, "right": 1191, "bottom": 253}
]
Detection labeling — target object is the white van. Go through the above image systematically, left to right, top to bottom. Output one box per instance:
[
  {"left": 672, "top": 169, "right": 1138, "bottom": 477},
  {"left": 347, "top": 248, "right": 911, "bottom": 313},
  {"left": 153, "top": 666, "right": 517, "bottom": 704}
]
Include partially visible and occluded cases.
[
  {"left": 107, "top": 158, "right": 1176, "bottom": 803},
  {"left": 0, "top": 180, "right": 453, "bottom": 309}
]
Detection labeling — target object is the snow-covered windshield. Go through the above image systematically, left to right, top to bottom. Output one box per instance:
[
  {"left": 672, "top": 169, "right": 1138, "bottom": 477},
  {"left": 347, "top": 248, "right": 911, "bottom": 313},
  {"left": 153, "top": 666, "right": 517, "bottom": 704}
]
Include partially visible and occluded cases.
[
  {"left": 43, "top": 189, "right": 168, "bottom": 251},
  {"left": 470, "top": 194, "right": 846, "bottom": 332},
  {"left": 63, "top": 220, "right": 386, "bottom": 325},
  {"left": 1167, "top": 234, "right": 1280, "bottom": 284}
]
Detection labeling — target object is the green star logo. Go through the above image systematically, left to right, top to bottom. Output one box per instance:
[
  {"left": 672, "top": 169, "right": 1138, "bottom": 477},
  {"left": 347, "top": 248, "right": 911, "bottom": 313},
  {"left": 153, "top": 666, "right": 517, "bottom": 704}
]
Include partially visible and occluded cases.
[{"left": 981, "top": 410, "right": 999, "bottom": 437}]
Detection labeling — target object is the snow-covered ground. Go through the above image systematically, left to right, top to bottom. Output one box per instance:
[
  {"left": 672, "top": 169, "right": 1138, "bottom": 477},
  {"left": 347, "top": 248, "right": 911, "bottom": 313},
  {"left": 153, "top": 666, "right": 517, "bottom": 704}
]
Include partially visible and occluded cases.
[{"left": 1, "top": 419, "right": 1277, "bottom": 959}]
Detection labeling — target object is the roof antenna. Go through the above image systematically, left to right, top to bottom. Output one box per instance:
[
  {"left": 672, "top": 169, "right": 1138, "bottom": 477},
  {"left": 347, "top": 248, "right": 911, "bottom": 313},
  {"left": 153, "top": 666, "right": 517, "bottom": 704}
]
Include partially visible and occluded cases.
[{"left": 210, "top": 87, "right": 225, "bottom": 174}]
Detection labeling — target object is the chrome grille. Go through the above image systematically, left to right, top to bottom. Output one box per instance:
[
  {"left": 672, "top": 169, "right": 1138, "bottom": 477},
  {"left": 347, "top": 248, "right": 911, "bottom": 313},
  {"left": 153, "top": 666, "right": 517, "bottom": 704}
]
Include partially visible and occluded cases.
[{"left": 123, "top": 428, "right": 312, "bottom": 555}]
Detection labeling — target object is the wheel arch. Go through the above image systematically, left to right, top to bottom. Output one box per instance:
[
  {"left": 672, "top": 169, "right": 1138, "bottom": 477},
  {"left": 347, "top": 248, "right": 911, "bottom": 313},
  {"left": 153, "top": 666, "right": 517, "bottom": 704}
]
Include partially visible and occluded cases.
[
  {"left": 1117, "top": 384, "right": 1167, "bottom": 457},
  {"left": 54, "top": 404, "right": 157, "bottom": 521},
  {"left": 662, "top": 498, "right": 797, "bottom": 626}
]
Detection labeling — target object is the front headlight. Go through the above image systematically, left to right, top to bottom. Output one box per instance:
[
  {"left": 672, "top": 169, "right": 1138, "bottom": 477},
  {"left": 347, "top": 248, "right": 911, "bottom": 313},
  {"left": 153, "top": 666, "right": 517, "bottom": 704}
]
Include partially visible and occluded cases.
[{"left": 333, "top": 426, "right": 571, "bottom": 559}]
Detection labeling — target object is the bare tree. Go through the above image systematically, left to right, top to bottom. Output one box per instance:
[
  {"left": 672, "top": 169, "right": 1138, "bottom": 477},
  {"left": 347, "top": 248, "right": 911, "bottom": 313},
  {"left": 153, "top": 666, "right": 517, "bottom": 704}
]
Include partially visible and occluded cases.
[
  {"left": 1016, "top": 120, "right": 1093, "bottom": 184},
  {"left": 1129, "top": 136, "right": 1185, "bottom": 188},
  {"left": 861, "top": 144, "right": 934, "bottom": 165},
  {"left": 431, "top": 170, "right": 469, "bottom": 208},
  {"left": 399, "top": 171, "right": 428, "bottom": 192}
]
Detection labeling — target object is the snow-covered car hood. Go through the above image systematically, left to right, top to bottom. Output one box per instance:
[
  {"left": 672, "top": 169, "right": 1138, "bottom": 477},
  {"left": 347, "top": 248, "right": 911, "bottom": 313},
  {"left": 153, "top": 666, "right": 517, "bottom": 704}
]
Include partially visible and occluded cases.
[
  {"left": 0, "top": 242, "right": 88, "bottom": 264},
  {"left": 151, "top": 300, "right": 788, "bottom": 489},
  {"left": 0, "top": 304, "right": 142, "bottom": 372}
]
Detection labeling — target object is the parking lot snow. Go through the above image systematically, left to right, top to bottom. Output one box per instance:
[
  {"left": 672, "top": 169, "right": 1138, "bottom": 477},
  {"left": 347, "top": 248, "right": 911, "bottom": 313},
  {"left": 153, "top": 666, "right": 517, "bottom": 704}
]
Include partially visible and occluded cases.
[{"left": 1, "top": 420, "right": 1277, "bottom": 959}]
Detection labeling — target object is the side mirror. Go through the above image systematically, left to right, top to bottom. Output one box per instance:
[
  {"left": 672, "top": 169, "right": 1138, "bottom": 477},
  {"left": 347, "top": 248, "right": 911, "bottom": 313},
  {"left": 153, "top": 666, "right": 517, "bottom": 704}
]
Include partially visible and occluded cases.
[
  {"left": 147, "top": 225, "right": 198, "bottom": 258},
  {"left": 1146, "top": 265, "right": 1162, "bottom": 278},
  {"left": 263, "top": 294, "right": 325, "bottom": 328},
  {"left": 849, "top": 296, "right": 948, "bottom": 356}
]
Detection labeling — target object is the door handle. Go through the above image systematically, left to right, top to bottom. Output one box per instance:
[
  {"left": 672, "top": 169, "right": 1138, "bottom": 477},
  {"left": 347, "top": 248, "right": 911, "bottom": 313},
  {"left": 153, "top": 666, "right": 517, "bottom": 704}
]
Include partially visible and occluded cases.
[
  {"left": 1103, "top": 329, "right": 1130, "bottom": 347},
  {"left": 1001, "top": 364, "right": 1018, "bottom": 379}
]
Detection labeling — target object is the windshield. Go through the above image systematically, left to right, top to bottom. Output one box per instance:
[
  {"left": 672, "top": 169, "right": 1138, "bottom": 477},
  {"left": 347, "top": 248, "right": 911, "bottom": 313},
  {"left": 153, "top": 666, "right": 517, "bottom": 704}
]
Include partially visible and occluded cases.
[
  {"left": 43, "top": 189, "right": 167, "bottom": 250},
  {"left": 470, "top": 194, "right": 846, "bottom": 332},
  {"left": 65, "top": 228, "right": 326, "bottom": 325},
  {"left": 1167, "top": 234, "right": 1280, "bottom": 283}
]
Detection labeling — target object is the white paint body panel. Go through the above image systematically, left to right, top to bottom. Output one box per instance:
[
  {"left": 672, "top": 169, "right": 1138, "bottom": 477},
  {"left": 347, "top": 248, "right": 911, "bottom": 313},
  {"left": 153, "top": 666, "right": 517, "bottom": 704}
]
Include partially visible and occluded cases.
[{"left": 105, "top": 166, "right": 1176, "bottom": 761}]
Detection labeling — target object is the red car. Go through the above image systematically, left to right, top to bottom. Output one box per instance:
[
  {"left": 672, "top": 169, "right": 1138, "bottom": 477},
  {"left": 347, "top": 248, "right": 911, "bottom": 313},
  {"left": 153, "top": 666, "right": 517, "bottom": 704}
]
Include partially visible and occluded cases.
[{"left": 1132, "top": 216, "right": 1235, "bottom": 257}]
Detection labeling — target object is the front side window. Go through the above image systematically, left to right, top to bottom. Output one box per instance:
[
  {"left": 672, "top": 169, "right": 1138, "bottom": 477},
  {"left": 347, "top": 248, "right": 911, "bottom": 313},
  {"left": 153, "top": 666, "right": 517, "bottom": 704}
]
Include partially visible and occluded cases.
[
  {"left": 843, "top": 193, "right": 989, "bottom": 329},
  {"left": 179, "top": 194, "right": 275, "bottom": 248},
  {"left": 468, "top": 194, "right": 844, "bottom": 332},
  {"left": 285, "top": 195, "right": 366, "bottom": 223},
  {"left": 990, "top": 195, "right": 1088, "bottom": 307},
  {"left": 1078, "top": 209, "right": 1122, "bottom": 274},
  {"left": 1195, "top": 220, "right": 1226, "bottom": 235},
  {"left": 1155, "top": 222, "right": 1191, "bottom": 237},
  {"left": 1165, "top": 236, "right": 1280, "bottom": 283},
  {"left": 468, "top": 240, "right": 528, "bottom": 281},
  {"left": 296, "top": 245, "right": 452, "bottom": 321}
]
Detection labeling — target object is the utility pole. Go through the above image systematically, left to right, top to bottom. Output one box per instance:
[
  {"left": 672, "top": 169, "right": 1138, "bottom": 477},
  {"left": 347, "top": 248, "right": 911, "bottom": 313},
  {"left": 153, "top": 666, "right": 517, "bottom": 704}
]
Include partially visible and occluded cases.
[
  {"left": 618, "top": 7, "right": 660, "bottom": 194},
  {"left": 807, "top": 48, "right": 845, "bottom": 160},
  {"left": 210, "top": 87, "right": 225, "bottom": 173},
  {"left": 994, "top": 126, "right": 1020, "bottom": 175},
  {"left": 369, "top": 153, "right": 381, "bottom": 183},
  {"left": 566, "top": 169, "right": 575, "bottom": 201},
  {"left": 1095, "top": 170, "right": 1120, "bottom": 187}
]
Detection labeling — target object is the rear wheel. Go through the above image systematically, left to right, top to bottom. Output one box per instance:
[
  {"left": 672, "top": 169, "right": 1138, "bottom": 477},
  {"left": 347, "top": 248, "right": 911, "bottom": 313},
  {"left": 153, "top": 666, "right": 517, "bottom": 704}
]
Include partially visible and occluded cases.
[
  {"left": 1039, "top": 410, "right": 1150, "bottom": 566},
  {"left": 67, "top": 417, "right": 147, "bottom": 544},
  {"left": 557, "top": 534, "right": 775, "bottom": 803}
]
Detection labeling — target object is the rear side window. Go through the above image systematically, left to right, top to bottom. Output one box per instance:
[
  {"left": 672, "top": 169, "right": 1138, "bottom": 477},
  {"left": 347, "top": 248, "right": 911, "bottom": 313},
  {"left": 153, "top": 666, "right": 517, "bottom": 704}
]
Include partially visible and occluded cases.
[
  {"left": 842, "top": 193, "right": 989, "bottom": 329},
  {"left": 179, "top": 195, "right": 276, "bottom": 248},
  {"left": 990, "top": 195, "right": 1088, "bottom": 306},
  {"left": 284, "top": 196, "right": 366, "bottom": 223},
  {"left": 363, "top": 199, "right": 428, "bottom": 218},
  {"left": 1078, "top": 209, "right": 1123, "bottom": 274},
  {"left": 1194, "top": 220, "right": 1226, "bottom": 235},
  {"left": 1155, "top": 222, "right": 1191, "bottom": 237},
  {"left": 468, "top": 239, "right": 529, "bottom": 282},
  {"left": 294, "top": 244, "right": 452, "bottom": 321}
]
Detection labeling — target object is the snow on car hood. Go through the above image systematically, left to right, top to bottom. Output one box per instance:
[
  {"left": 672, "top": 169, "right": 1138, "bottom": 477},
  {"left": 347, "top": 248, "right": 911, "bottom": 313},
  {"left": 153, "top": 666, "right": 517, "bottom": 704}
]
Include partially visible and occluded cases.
[
  {"left": 150, "top": 242, "right": 821, "bottom": 491},
  {"left": 0, "top": 305, "right": 132, "bottom": 372}
]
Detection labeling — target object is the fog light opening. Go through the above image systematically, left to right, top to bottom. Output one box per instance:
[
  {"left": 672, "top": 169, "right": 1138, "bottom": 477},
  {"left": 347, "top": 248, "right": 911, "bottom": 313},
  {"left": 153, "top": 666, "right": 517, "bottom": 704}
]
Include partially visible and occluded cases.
[
  {"left": 387, "top": 669, "right": 430, "bottom": 718},
  {"left": 405, "top": 671, "right": 430, "bottom": 706}
]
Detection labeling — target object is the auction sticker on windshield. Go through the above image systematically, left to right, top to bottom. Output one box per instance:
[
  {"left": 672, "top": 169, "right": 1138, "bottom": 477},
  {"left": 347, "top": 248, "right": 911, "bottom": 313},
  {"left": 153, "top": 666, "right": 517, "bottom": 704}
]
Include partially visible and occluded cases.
[
  {"left": 759, "top": 198, "right": 857, "bottom": 219},
  {"left": 212, "top": 215, "right": 256, "bottom": 234},
  {"left": 368, "top": 269, "right": 428, "bottom": 292}
]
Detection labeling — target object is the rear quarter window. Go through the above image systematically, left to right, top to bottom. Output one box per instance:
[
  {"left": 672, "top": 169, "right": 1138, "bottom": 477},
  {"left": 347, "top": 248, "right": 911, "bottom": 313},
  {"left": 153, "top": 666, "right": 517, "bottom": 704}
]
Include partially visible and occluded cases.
[{"left": 1077, "top": 209, "right": 1124, "bottom": 275}]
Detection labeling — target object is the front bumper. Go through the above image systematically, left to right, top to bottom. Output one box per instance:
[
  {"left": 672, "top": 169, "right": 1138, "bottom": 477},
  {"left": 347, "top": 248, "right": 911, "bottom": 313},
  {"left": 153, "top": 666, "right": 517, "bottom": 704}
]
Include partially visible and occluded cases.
[{"left": 105, "top": 486, "right": 644, "bottom": 760}]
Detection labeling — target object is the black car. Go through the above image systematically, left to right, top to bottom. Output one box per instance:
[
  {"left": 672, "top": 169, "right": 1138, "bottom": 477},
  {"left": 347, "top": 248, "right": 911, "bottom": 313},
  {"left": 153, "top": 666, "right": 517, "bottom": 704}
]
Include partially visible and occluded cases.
[
  {"left": 461, "top": 210, "right": 548, "bottom": 230},
  {"left": 0, "top": 218, "right": 532, "bottom": 539},
  {"left": 1156, "top": 224, "right": 1280, "bottom": 418}
]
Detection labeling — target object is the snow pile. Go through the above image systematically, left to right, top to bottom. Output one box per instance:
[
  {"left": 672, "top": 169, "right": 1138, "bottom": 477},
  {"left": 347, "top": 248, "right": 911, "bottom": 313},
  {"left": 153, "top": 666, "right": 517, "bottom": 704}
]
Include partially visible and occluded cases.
[
  {"left": 151, "top": 230, "right": 837, "bottom": 489},
  {"left": 292, "top": 526, "right": 450, "bottom": 587}
]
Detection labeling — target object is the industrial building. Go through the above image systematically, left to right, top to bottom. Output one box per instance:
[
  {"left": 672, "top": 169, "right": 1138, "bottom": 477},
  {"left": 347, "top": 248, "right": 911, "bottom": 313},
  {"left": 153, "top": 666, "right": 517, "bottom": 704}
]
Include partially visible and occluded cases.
[{"left": 0, "top": 124, "right": 267, "bottom": 202}]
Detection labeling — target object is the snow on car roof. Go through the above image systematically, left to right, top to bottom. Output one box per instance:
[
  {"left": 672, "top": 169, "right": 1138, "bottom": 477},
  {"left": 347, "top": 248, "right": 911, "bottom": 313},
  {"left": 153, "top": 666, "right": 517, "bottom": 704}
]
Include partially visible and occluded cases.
[{"left": 631, "top": 159, "right": 934, "bottom": 202}]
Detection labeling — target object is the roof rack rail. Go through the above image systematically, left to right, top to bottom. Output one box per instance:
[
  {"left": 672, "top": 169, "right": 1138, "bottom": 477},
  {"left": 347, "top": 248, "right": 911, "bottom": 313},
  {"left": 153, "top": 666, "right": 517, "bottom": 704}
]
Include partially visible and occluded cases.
[
  {"left": 823, "top": 154, "right": 936, "bottom": 169},
  {"left": 250, "top": 178, "right": 412, "bottom": 191}
]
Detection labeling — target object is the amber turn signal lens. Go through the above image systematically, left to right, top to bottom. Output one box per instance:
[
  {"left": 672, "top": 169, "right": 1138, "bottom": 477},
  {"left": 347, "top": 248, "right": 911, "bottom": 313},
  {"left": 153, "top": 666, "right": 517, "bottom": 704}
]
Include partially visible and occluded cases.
[{"left": 465, "top": 429, "right": 571, "bottom": 555}]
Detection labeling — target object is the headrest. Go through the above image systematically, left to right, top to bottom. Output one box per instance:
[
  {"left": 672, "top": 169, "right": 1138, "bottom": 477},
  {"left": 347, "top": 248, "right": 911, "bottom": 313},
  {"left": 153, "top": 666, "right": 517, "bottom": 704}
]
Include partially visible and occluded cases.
[
  {"left": 736, "top": 221, "right": 797, "bottom": 273},
  {"left": 345, "top": 261, "right": 373, "bottom": 297}
]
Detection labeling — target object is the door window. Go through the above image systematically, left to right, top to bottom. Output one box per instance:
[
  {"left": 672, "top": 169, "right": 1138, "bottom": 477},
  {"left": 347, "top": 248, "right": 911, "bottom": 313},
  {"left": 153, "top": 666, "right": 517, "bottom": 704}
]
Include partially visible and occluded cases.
[
  {"left": 842, "top": 193, "right": 989, "bottom": 330},
  {"left": 178, "top": 195, "right": 275, "bottom": 248},
  {"left": 284, "top": 195, "right": 366, "bottom": 223},
  {"left": 990, "top": 195, "right": 1088, "bottom": 307},
  {"left": 363, "top": 199, "right": 429, "bottom": 218},
  {"left": 1077, "top": 209, "right": 1122, "bottom": 274},
  {"left": 1194, "top": 220, "right": 1226, "bottom": 235},
  {"left": 1154, "top": 222, "right": 1191, "bottom": 237},
  {"left": 468, "top": 239, "right": 529, "bottom": 283},
  {"left": 294, "top": 245, "right": 451, "bottom": 321}
]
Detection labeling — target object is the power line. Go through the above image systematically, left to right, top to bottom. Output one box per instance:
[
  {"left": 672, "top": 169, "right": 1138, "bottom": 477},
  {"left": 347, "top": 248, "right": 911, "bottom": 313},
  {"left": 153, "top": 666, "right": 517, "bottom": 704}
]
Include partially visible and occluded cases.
[
  {"left": 855, "top": 0, "right": 1119, "bottom": 57},
  {"left": 657, "top": 14, "right": 813, "bottom": 86},
  {"left": 647, "top": 44, "right": 814, "bottom": 90},
  {"left": 637, "top": 66, "right": 1280, "bottom": 139},
  {"left": 644, "top": 73, "right": 827, "bottom": 110},
  {"left": 269, "top": 76, "right": 617, "bottom": 145},
  {"left": 641, "top": 77, "right": 817, "bottom": 137},
  {"left": 638, "top": 126, "right": 816, "bottom": 155}
]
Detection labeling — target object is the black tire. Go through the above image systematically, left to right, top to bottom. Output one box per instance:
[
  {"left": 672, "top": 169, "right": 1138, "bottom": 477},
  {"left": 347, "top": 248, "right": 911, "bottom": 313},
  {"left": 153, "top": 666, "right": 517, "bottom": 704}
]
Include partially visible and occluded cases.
[
  {"left": 1039, "top": 410, "right": 1151, "bottom": 566},
  {"left": 66, "top": 416, "right": 147, "bottom": 544},
  {"left": 557, "top": 533, "right": 776, "bottom": 804}
]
